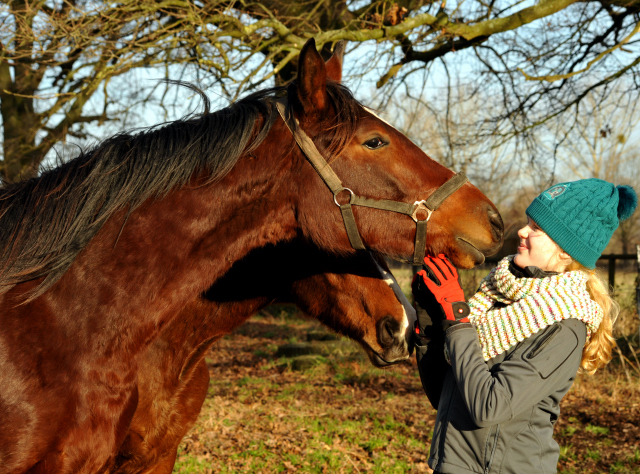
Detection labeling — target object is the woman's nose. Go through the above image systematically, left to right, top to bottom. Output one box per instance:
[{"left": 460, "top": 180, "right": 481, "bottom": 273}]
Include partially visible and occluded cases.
[{"left": 517, "top": 226, "right": 528, "bottom": 239}]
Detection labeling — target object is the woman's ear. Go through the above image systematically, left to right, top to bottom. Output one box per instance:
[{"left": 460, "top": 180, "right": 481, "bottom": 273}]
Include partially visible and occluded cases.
[{"left": 558, "top": 251, "right": 573, "bottom": 268}]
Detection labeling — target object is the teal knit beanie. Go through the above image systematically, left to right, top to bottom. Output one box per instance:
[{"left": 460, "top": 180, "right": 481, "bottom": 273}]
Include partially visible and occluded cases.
[{"left": 526, "top": 179, "right": 638, "bottom": 269}]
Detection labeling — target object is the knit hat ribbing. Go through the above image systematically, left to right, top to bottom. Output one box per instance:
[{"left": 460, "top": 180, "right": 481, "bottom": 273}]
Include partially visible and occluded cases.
[{"left": 526, "top": 179, "right": 638, "bottom": 269}]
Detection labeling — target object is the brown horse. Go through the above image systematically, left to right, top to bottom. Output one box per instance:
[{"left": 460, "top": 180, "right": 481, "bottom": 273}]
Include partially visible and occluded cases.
[
  {"left": 0, "top": 38, "right": 502, "bottom": 473},
  {"left": 111, "top": 244, "right": 416, "bottom": 474}
]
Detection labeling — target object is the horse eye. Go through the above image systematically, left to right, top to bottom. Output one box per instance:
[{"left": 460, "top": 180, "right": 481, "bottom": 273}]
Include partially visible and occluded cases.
[{"left": 363, "top": 137, "right": 386, "bottom": 150}]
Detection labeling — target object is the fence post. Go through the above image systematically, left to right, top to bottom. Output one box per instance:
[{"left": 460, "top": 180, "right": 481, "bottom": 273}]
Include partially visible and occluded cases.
[{"left": 608, "top": 257, "right": 616, "bottom": 293}]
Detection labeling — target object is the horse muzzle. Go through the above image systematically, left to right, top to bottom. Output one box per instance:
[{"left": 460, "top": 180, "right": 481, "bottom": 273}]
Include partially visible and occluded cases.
[{"left": 363, "top": 315, "right": 412, "bottom": 367}]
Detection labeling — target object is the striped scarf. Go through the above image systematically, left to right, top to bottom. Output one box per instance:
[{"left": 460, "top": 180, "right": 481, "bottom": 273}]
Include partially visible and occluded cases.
[{"left": 467, "top": 256, "right": 603, "bottom": 361}]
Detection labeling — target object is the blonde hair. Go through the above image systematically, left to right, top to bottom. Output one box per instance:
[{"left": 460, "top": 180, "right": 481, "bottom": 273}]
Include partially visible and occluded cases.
[{"left": 565, "top": 260, "right": 619, "bottom": 374}]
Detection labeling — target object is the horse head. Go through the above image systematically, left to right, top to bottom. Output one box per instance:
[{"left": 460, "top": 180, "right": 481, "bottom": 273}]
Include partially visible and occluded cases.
[
  {"left": 279, "top": 39, "right": 503, "bottom": 268},
  {"left": 204, "top": 242, "right": 415, "bottom": 367},
  {"left": 285, "top": 250, "right": 415, "bottom": 367}
]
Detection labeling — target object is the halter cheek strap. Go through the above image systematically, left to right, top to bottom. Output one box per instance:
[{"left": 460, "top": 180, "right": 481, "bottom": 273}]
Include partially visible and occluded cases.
[{"left": 274, "top": 97, "right": 468, "bottom": 265}]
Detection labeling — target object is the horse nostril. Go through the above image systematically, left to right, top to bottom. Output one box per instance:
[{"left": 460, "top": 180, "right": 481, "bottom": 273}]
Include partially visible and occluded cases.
[
  {"left": 489, "top": 211, "right": 504, "bottom": 240},
  {"left": 377, "top": 316, "right": 400, "bottom": 347},
  {"left": 385, "top": 321, "right": 394, "bottom": 339}
]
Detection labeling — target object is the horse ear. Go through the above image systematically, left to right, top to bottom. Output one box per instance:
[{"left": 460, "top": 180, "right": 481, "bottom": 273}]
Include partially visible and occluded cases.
[
  {"left": 297, "top": 38, "right": 328, "bottom": 112},
  {"left": 325, "top": 41, "right": 345, "bottom": 83}
]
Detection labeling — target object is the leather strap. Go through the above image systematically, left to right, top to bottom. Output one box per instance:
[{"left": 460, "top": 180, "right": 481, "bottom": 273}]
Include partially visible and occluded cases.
[
  {"left": 274, "top": 96, "right": 468, "bottom": 262},
  {"left": 276, "top": 97, "right": 367, "bottom": 250},
  {"left": 275, "top": 98, "right": 344, "bottom": 194},
  {"left": 410, "top": 172, "right": 467, "bottom": 264},
  {"left": 424, "top": 172, "right": 468, "bottom": 210},
  {"left": 350, "top": 195, "right": 415, "bottom": 215},
  {"left": 340, "top": 203, "right": 366, "bottom": 250},
  {"left": 413, "top": 219, "right": 429, "bottom": 265}
]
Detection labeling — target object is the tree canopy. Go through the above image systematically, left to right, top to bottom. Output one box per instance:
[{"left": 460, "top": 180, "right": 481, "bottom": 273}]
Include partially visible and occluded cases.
[{"left": 1, "top": 0, "right": 639, "bottom": 182}]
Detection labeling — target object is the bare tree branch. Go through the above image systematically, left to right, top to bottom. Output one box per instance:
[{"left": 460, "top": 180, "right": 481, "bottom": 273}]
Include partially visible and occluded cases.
[{"left": 1, "top": 0, "right": 640, "bottom": 182}]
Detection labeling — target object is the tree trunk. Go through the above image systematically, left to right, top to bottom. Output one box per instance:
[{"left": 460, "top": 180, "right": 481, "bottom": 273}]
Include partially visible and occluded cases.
[
  {"left": 0, "top": 2, "right": 48, "bottom": 183},
  {"left": 0, "top": 93, "right": 44, "bottom": 182}
]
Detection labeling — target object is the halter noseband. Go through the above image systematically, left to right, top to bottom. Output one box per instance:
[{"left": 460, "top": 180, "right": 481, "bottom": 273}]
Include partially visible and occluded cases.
[{"left": 275, "top": 98, "right": 468, "bottom": 265}]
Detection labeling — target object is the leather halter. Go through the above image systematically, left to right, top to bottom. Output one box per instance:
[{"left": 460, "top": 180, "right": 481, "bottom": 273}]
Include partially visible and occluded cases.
[{"left": 275, "top": 98, "right": 468, "bottom": 265}]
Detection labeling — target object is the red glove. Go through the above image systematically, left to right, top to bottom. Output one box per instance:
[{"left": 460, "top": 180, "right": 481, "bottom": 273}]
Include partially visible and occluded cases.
[{"left": 415, "top": 254, "right": 469, "bottom": 323}]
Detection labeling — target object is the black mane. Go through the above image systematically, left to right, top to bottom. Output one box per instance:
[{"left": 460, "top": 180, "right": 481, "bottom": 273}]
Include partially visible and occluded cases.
[{"left": 0, "top": 82, "right": 363, "bottom": 297}]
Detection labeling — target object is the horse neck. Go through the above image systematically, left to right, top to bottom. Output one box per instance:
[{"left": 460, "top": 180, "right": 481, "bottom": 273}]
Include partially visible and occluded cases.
[
  {"left": 11, "top": 147, "right": 301, "bottom": 358},
  {"left": 138, "top": 242, "right": 322, "bottom": 382},
  {"left": 137, "top": 245, "right": 392, "bottom": 388}
]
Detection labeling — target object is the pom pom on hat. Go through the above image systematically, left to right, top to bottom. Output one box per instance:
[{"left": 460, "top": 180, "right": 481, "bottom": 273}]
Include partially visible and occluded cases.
[{"left": 617, "top": 185, "right": 637, "bottom": 221}]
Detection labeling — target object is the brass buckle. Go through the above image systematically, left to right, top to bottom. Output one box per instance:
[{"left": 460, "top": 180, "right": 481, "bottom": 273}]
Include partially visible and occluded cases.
[{"left": 411, "top": 200, "right": 433, "bottom": 223}]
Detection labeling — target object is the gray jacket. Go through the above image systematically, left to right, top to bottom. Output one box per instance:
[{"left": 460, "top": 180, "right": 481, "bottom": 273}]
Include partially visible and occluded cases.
[{"left": 416, "top": 318, "right": 587, "bottom": 474}]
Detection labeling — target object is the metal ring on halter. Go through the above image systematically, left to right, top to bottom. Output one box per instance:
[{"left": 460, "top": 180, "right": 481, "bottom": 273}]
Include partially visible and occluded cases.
[
  {"left": 334, "top": 188, "right": 355, "bottom": 207},
  {"left": 411, "top": 200, "right": 434, "bottom": 223}
]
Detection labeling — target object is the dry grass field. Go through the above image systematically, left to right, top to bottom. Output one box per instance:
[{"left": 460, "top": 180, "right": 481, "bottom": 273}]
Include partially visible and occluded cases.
[{"left": 172, "top": 264, "right": 640, "bottom": 473}]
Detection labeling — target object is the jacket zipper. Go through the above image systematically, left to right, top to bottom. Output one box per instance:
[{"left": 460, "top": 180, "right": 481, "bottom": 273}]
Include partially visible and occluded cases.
[
  {"left": 527, "top": 324, "right": 561, "bottom": 359},
  {"left": 484, "top": 424, "right": 500, "bottom": 474}
]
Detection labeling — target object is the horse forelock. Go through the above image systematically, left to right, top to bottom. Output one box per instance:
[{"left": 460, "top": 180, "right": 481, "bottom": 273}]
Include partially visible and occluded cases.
[{"left": 0, "top": 81, "right": 364, "bottom": 299}]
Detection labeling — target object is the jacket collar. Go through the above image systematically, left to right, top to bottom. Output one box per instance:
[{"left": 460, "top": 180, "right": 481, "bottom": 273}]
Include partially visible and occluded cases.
[{"left": 508, "top": 260, "right": 558, "bottom": 279}]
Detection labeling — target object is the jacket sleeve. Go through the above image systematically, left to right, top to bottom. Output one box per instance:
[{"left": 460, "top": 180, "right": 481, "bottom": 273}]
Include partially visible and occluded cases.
[{"left": 444, "top": 319, "right": 586, "bottom": 428}]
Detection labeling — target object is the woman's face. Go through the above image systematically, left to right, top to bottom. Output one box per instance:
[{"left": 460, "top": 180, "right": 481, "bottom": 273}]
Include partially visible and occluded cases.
[{"left": 514, "top": 217, "right": 566, "bottom": 272}]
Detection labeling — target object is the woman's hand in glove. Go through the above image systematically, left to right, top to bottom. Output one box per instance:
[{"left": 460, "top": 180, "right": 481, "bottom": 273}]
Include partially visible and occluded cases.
[{"left": 412, "top": 254, "right": 470, "bottom": 332}]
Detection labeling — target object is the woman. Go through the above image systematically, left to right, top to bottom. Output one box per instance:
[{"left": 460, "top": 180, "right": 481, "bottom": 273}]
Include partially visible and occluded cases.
[{"left": 412, "top": 179, "right": 637, "bottom": 474}]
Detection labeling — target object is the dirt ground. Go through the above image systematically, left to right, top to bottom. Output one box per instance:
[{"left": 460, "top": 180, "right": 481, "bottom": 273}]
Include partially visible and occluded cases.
[{"left": 172, "top": 309, "right": 640, "bottom": 474}]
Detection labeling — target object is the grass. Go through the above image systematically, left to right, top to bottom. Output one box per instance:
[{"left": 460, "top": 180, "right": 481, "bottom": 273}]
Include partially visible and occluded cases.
[
  {"left": 174, "top": 320, "right": 435, "bottom": 473},
  {"left": 178, "top": 388, "right": 433, "bottom": 472},
  {"left": 585, "top": 424, "right": 610, "bottom": 436},
  {"left": 559, "top": 445, "right": 576, "bottom": 462},
  {"left": 174, "top": 458, "right": 213, "bottom": 474}
]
